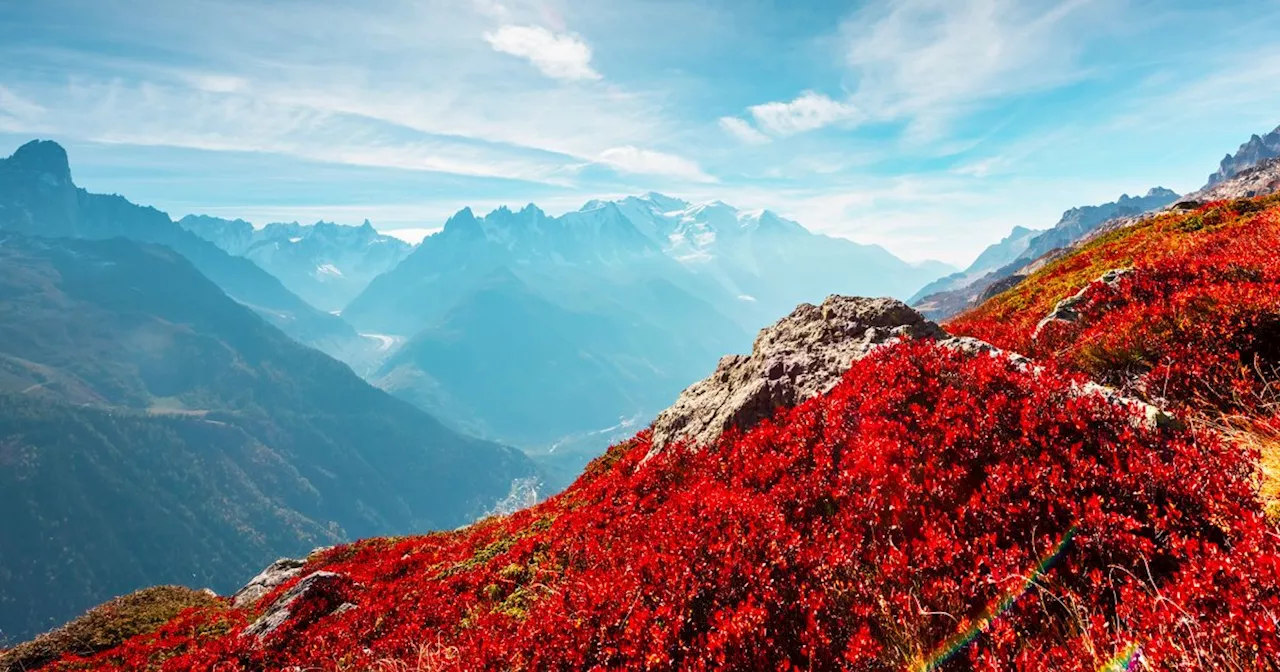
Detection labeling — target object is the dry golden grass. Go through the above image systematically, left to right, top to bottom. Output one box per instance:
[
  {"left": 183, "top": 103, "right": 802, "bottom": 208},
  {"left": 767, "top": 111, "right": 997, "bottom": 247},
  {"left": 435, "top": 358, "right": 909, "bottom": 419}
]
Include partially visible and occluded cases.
[{"left": 0, "top": 586, "right": 221, "bottom": 672}]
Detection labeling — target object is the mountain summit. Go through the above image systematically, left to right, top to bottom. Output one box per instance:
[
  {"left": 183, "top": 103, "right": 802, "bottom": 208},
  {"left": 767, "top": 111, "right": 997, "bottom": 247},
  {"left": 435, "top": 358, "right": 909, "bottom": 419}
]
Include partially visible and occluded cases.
[
  {"left": 1207, "top": 124, "right": 1280, "bottom": 187},
  {"left": 8, "top": 140, "right": 72, "bottom": 184},
  {"left": 0, "top": 141, "right": 360, "bottom": 359}
]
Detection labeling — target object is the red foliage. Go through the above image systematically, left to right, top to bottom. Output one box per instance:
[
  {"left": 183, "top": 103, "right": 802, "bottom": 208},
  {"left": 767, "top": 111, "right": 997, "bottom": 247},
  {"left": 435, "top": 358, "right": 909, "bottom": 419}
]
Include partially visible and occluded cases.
[
  {"left": 950, "top": 197, "right": 1280, "bottom": 418},
  {"left": 45, "top": 341, "right": 1280, "bottom": 671}
]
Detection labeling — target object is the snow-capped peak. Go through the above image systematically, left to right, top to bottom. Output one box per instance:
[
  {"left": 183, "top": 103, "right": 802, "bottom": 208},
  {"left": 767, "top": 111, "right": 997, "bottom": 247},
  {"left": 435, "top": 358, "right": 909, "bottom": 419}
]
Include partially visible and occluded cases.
[{"left": 638, "top": 192, "right": 691, "bottom": 212}]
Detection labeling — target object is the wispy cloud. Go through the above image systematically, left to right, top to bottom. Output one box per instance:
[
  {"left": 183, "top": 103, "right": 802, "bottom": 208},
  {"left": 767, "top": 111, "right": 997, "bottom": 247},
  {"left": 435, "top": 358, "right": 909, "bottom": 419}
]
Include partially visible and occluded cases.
[
  {"left": 0, "top": 0, "right": 713, "bottom": 185},
  {"left": 720, "top": 0, "right": 1109, "bottom": 143},
  {"left": 842, "top": 0, "right": 1104, "bottom": 135},
  {"left": 484, "top": 25, "right": 601, "bottom": 81},
  {"left": 1, "top": 78, "right": 581, "bottom": 184},
  {"left": 0, "top": 86, "right": 47, "bottom": 129},
  {"left": 718, "top": 116, "right": 770, "bottom": 144},
  {"left": 596, "top": 146, "right": 716, "bottom": 183}
]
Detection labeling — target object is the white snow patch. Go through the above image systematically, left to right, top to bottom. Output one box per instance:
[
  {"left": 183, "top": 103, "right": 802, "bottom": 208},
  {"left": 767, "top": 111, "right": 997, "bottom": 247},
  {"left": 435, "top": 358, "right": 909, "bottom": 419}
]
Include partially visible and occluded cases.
[
  {"left": 289, "top": 237, "right": 303, "bottom": 243},
  {"left": 316, "top": 263, "right": 344, "bottom": 278},
  {"left": 737, "top": 294, "right": 757, "bottom": 302},
  {"left": 361, "top": 333, "right": 402, "bottom": 352}
]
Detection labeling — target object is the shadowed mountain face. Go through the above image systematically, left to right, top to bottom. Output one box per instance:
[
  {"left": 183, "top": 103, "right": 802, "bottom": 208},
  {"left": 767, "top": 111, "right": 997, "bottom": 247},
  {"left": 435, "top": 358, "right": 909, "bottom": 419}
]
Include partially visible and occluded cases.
[
  {"left": 0, "top": 140, "right": 360, "bottom": 359},
  {"left": 344, "top": 196, "right": 950, "bottom": 477},
  {"left": 179, "top": 215, "right": 412, "bottom": 313},
  {"left": 0, "top": 233, "right": 534, "bottom": 642}
]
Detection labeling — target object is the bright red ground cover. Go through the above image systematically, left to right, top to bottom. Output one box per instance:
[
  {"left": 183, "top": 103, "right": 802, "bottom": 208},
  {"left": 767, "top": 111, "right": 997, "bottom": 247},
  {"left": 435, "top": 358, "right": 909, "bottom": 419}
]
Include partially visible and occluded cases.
[
  {"left": 949, "top": 195, "right": 1280, "bottom": 420},
  {"left": 44, "top": 340, "right": 1280, "bottom": 671}
]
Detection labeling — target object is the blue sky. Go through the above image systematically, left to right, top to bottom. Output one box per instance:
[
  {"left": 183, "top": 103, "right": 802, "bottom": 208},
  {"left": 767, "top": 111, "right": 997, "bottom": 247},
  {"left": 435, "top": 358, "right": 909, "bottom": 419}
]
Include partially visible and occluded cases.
[{"left": 2, "top": 0, "right": 1279, "bottom": 265}]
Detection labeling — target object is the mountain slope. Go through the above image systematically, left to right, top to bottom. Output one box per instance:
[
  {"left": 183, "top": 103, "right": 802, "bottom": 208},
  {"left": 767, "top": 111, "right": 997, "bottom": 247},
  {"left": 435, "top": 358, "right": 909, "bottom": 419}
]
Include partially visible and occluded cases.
[
  {"left": 0, "top": 140, "right": 359, "bottom": 357},
  {"left": 912, "top": 187, "right": 1179, "bottom": 319},
  {"left": 343, "top": 203, "right": 751, "bottom": 472},
  {"left": 179, "top": 216, "right": 412, "bottom": 313},
  {"left": 908, "top": 225, "right": 1041, "bottom": 304},
  {"left": 0, "top": 233, "right": 534, "bottom": 641},
  {"left": 373, "top": 269, "right": 742, "bottom": 447}
]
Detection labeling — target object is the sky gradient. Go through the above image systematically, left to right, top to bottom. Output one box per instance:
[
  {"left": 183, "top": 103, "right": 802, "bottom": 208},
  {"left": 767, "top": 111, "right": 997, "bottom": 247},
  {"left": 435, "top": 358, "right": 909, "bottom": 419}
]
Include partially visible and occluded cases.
[{"left": 2, "top": 0, "right": 1279, "bottom": 265}]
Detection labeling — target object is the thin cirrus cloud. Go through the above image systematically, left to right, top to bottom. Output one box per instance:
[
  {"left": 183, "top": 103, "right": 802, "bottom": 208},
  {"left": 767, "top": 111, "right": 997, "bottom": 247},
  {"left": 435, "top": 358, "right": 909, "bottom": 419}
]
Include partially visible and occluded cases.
[
  {"left": 841, "top": 0, "right": 1104, "bottom": 138},
  {"left": 483, "top": 24, "right": 602, "bottom": 81},
  {"left": 718, "top": 116, "right": 770, "bottom": 145},
  {"left": 596, "top": 146, "right": 717, "bottom": 184}
]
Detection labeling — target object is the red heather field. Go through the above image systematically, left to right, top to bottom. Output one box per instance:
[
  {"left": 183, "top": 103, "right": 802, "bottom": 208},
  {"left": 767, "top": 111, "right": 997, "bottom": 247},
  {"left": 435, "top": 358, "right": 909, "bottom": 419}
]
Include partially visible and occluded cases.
[
  {"left": 949, "top": 194, "right": 1280, "bottom": 516},
  {"left": 37, "top": 197, "right": 1280, "bottom": 671}
]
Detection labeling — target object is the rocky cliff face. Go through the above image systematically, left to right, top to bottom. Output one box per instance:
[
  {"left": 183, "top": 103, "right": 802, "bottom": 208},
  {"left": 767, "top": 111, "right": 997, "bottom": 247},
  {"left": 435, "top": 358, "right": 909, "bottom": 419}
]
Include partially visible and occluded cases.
[
  {"left": 1207, "top": 125, "right": 1280, "bottom": 187},
  {"left": 1188, "top": 156, "right": 1280, "bottom": 202}
]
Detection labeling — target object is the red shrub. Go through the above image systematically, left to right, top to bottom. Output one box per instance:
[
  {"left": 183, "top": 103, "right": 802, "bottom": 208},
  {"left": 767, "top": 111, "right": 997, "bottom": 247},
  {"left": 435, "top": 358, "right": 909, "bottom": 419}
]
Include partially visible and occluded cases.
[{"left": 47, "top": 342, "right": 1280, "bottom": 671}]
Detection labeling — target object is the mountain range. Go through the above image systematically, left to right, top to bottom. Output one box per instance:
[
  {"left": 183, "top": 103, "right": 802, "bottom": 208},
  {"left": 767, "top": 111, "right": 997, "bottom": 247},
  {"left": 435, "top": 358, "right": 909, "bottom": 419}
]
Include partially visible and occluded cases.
[
  {"left": 912, "top": 125, "right": 1280, "bottom": 322},
  {"left": 340, "top": 194, "right": 950, "bottom": 483},
  {"left": 178, "top": 216, "right": 412, "bottom": 313},
  {"left": 908, "top": 224, "right": 1042, "bottom": 305},
  {"left": 0, "top": 232, "right": 534, "bottom": 642}
]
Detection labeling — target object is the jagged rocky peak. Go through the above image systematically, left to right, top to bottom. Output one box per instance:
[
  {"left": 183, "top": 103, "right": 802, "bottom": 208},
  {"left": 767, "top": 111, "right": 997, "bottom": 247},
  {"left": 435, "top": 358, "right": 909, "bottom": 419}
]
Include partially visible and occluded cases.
[
  {"left": 1208, "top": 125, "right": 1280, "bottom": 187},
  {"left": 8, "top": 139, "right": 72, "bottom": 183},
  {"left": 1186, "top": 156, "right": 1280, "bottom": 202},
  {"left": 637, "top": 191, "right": 690, "bottom": 211},
  {"left": 441, "top": 206, "right": 480, "bottom": 234},
  {"left": 649, "top": 296, "right": 946, "bottom": 453}
]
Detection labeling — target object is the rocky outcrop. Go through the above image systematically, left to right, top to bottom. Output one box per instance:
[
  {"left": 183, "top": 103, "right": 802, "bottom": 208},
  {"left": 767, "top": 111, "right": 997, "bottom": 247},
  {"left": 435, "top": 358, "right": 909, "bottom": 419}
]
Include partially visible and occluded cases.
[
  {"left": 1033, "top": 269, "right": 1130, "bottom": 338},
  {"left": 977, "top": 273, "right": 1026, "bottom": 303},
  {"left": 650, "top": 294, "right": 1171, "bottom": 456},
  {"left": 649, "top": 296, "right": 945, "bottom": 453},
  {"left": 232, "top": 557, "right": 308, "bottom": 609},
  {"left": 241, "top": 571, "right": 354, "bottom": 641}
]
